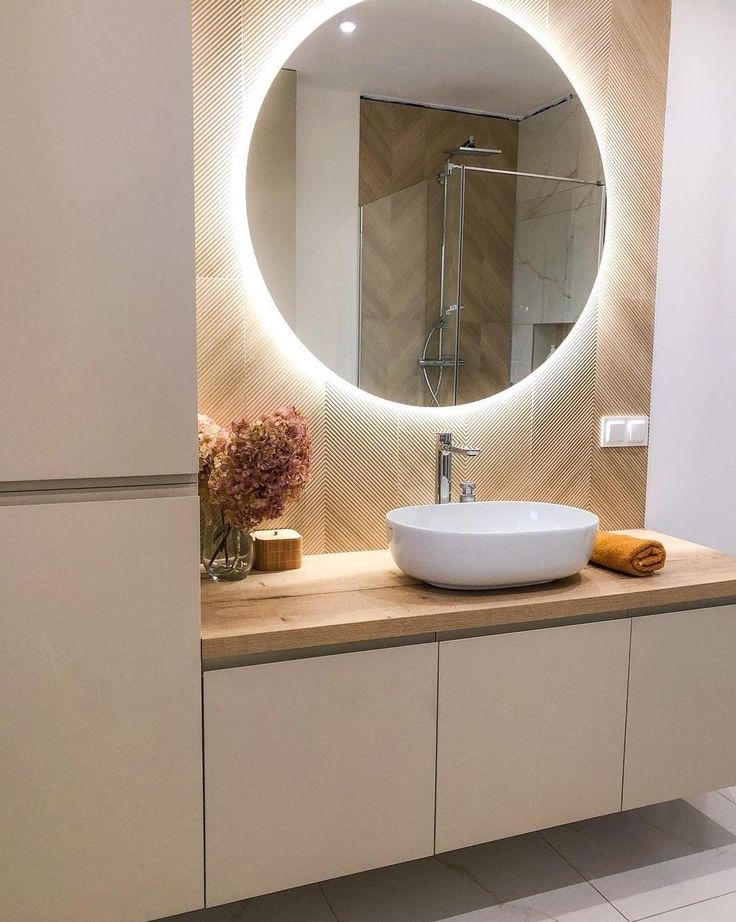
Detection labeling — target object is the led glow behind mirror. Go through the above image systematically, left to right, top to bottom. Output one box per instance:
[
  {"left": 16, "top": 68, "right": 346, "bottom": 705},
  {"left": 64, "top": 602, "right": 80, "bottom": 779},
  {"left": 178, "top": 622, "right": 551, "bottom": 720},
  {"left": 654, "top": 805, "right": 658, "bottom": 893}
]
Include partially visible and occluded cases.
[{"left": 244, "top": 0, "right": 606, "bottom": 408}]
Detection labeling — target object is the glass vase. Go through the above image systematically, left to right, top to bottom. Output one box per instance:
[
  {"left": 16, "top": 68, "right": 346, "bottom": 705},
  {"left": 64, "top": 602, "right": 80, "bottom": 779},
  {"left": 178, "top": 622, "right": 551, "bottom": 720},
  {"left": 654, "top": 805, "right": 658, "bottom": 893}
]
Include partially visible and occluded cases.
[{"left": 200, "top": 500, "right": 254, "bottom": 582}]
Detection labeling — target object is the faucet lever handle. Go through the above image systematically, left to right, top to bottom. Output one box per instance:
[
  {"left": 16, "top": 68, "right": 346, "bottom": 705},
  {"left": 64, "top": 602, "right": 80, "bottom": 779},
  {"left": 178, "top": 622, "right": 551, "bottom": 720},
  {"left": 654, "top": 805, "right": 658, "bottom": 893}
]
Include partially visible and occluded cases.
[{"left": 437, "top": 431, "right": 480, "bottom": 457}]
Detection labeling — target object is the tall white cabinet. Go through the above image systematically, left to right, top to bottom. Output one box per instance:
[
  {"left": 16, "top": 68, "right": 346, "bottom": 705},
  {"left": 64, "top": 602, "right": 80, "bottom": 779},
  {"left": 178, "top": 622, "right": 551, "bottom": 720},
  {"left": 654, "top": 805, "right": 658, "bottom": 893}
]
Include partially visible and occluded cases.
[
  {"left": 0, "top": 0, "right": 196, "bottom": 481},
  {"left": 0, "top": 2, "right": 203, "bottom": 921},
  {"left": 0, "top": 499, "right": 203, "bottom": 922}
]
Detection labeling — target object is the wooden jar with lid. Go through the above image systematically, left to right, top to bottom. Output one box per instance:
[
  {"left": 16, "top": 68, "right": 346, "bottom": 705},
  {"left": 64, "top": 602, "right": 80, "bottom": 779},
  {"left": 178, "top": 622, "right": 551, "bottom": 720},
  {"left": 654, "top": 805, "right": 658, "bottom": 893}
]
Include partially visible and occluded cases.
[{"left": 252, "top": 529, "right": 303, "bottom": 572}]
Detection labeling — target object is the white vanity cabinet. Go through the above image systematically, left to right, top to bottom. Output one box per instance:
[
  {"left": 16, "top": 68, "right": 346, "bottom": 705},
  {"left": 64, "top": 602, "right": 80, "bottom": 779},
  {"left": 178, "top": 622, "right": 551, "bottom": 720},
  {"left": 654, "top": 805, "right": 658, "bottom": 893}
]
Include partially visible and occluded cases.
[
  {"left": 201, "top": 552, "right": 736, "bottom": 904},
  {"left": 623, "top": 604, "right": 736, "bottom": 810},
  {"left": 435, "top": 619, "right": 631, "bottom": 852},
  {"left": 204, "top": 643, "right": 438, "bottom": 907}
]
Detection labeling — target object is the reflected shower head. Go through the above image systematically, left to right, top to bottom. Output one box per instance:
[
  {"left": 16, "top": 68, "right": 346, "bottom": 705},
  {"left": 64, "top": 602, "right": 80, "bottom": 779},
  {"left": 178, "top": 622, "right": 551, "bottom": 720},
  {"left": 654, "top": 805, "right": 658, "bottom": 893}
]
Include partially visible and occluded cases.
[{"left": 445, "top": 136, "right": 502, "bottom": 158}]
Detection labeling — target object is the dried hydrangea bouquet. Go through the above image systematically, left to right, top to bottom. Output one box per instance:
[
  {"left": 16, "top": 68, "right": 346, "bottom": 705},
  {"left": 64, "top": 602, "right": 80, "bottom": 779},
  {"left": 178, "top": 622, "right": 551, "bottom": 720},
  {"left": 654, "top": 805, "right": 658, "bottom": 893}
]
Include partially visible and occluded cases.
[{"left": 197, "top": 407, "right": 311, "bottom": 581}]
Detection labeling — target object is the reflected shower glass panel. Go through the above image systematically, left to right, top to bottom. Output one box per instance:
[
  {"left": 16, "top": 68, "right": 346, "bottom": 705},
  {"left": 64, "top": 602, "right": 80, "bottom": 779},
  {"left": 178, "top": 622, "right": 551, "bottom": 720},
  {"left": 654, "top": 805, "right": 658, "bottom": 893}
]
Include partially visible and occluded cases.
[
  {"left": 455, "top": 166, "right": 517, "bottom": 404},
  {"left": 359, "top": 172, "right": 462, "bottom": 407},
  {"left": 511, "top": 174, "right": 604, "bottom": 383},
  {"left": 359, "top": 178, "right": 432, "bottom": 405}
]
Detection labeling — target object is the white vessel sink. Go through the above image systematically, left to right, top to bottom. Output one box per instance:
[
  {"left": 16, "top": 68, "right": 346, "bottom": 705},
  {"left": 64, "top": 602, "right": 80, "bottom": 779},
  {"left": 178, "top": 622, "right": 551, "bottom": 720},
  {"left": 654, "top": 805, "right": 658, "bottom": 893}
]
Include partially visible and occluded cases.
[{"left": 386, "top": 501, "right": 599, "bottom": 590}]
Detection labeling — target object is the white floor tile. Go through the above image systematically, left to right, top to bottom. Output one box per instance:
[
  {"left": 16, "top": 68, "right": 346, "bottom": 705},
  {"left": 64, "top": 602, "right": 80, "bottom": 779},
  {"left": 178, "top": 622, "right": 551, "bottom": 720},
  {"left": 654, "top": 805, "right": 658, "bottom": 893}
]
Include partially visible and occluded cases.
[
  {"left": 718, "top": 788, "right": 736, "bottom": 806},
  {"left": 541, "top": 794, "right": 736, "bottom": 921},
  {"left": 322, "top": 834, "right": 621, "bottom": 921},
  {"left": 437, "top": 834, "right": 623, "bottom": 921},
  {"left": 321, "top": 855, "right": 490, "bottom": 922},
  {"left": 159, "top": 884, "right": 336, "bottom": 921},
  {"left": 635, "top": 890, "right": 736, "bottom": 921}
]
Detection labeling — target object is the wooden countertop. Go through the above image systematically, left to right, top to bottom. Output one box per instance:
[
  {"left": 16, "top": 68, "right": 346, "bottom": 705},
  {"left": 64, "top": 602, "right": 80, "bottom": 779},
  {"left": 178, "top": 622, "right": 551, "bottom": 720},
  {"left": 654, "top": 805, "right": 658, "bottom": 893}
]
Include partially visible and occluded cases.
[{"left": 201, "top": 531, "right": 736, "bottom": 665}]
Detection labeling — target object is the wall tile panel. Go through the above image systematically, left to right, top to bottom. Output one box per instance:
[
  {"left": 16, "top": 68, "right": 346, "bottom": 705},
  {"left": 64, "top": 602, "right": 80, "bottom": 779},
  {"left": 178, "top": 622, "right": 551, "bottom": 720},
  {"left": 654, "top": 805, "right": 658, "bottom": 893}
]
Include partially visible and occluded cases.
[{"left": 194, "top": 0, "right": 671, "bottom": 552}]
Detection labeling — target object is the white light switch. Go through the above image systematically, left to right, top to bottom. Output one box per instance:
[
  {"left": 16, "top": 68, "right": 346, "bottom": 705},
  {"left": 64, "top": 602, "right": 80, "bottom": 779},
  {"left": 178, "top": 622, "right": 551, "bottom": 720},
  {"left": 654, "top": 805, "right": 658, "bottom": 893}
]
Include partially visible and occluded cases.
[
  {"left": 600, "top": 416, "right": 649, "bottom": 448},
  {"left": 626, "top": 417, "right": 649, "bottom": 446},
  {"left": 602, "top": 419, "right": 627, "bottom": 446}
]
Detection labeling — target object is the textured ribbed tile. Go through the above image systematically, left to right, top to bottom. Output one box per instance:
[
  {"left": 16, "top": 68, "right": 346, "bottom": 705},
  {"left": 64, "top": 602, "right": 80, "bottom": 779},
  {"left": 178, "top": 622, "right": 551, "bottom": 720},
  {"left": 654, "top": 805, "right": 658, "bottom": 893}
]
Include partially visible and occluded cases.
[
  {"left": 193, "top": 0, "right": 244, "bottom": 279},
  {"left": 194, "top": 0, "right": 672, "bottom": 553},
  {"left": 242, "top": 0, "right": 323, "bottom": 92},
  {"left": 492, "top": 0, "right": 549, "bottom": 35},
  {"left": 547, "top": 0, "right": 613, "bottom": 148},
  {"left": 590, "top": 0, "right": 670, "bottom": 526},
  {"left": 594, "top": 0, "right": 669, "bottom": 412},
  {"left": 196, "top": 276, "right": 247, "bottom": 425},
  {"left": 240, "top": 295, "right": 327, "bottom": 555},
  {"left": 530, "top": 305, "right": 598, "bottom": 508},
  {"left": 325, "top": 384, "right": 400, "bottom": 552},
  {"left": 464, "top": 386, "right": 534, "bottom": 502},
  {"left": 397, "top": 408, "right": 468, "bottom": 508},
  {"left": 592, "top": 445, "right": 648, "bottom": 529}
]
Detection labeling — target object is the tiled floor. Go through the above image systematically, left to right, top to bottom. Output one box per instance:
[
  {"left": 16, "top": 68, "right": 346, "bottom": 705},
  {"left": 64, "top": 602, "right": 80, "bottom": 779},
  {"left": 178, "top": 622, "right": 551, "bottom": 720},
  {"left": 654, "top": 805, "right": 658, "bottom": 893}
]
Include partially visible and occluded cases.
[{"left": 164, "top": 792, "right": 736, "bottom": 921}]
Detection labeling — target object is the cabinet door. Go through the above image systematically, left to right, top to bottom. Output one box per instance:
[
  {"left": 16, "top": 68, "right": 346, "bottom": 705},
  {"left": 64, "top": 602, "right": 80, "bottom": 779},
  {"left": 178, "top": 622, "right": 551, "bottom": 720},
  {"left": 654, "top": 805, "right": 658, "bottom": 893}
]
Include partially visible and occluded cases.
[
  {"left": 0, "top": 1, "right": 195, "bottom": 481},
  {"left": 0, "top": 497, "right": 203, "bottom": 922},
  {"left": 623, "top": 605, "right": 736, "bottom": 810},
  {"left": 436, "top": 620, "right": 630, "bottom": 853},
  {"left": 204, "top": 643, "right": 438, "bottom": 906}
]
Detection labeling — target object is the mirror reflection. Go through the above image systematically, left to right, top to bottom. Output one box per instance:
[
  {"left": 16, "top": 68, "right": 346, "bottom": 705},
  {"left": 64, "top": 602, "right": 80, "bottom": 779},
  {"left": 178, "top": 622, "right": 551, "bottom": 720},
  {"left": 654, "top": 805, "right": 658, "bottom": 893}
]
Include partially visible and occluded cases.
[{"left": 247, "top": 0, "right": 605, "bottom": 406}]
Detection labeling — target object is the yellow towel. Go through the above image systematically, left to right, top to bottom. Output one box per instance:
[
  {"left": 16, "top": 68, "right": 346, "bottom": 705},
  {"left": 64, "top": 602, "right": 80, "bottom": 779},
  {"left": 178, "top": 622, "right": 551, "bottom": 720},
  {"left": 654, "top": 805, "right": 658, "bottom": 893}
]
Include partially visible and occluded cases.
[{"left": 591, "top": 530, "right": 666, "bottom": 576}]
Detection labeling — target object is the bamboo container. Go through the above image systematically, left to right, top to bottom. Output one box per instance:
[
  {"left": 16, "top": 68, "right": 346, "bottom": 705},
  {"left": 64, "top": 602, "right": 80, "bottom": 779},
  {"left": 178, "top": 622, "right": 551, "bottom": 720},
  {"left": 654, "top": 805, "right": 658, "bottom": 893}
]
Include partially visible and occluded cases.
[{"left": 252, "top": 529, "right": 303, "bottom": 572}]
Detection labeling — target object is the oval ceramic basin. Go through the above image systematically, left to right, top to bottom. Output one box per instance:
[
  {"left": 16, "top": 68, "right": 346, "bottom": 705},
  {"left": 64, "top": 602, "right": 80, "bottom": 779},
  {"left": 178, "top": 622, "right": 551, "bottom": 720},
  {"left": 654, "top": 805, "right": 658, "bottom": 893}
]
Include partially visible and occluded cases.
[{"left": 386, "top": 501, "right": 599, "bottom": 590}]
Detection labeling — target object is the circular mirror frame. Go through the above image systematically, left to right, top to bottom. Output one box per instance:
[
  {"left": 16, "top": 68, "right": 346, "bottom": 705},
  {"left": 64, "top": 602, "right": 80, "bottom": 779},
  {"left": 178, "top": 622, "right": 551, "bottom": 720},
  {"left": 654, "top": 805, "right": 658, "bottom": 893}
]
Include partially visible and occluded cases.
[{"left": 235, "top": 0, "right": 609, "bottom": 417}]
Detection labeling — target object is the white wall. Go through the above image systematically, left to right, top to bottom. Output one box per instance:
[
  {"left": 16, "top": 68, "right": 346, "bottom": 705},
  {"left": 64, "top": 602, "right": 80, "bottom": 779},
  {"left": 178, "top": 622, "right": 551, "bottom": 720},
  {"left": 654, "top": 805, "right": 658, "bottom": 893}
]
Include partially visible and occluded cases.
[
  {"left": 647, "top": 0, "right": 736, "bottom": 552},
  {"left": 248, "top": 69, "right": 297, "bottom": 329},
  {"left": 296, "top": 80, "right": 360, "bottom": 384}
]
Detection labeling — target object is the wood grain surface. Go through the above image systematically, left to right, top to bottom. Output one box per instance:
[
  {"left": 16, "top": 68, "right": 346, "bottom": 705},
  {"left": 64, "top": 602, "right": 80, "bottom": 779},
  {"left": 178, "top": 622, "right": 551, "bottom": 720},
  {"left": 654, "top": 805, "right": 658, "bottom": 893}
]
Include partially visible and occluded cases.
[{"left": 201, "top": 531, "right": 736, "bottom": 663}]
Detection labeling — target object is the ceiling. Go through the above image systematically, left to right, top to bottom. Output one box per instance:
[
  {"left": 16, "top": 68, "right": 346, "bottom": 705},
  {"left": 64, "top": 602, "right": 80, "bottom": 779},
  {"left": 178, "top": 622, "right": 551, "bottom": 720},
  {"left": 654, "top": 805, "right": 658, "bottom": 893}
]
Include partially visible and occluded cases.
[{"left": 286, "top": 0, "right": 574, "bottom": 119}]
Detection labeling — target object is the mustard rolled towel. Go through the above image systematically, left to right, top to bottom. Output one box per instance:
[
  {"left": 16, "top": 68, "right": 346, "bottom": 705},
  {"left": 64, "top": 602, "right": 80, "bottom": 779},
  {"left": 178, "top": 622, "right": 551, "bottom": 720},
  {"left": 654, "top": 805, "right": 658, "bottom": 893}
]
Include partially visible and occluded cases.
[{"left": 590, "top": 530, "right": 666, "bottom": 576}]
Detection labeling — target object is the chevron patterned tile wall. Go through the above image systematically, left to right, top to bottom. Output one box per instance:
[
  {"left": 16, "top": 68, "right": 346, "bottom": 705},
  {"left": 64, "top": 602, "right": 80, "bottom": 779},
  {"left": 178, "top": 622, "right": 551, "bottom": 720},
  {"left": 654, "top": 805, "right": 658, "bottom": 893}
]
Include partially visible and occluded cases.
[{"left": 194, "top": 0, "right": 671, "bottom": 551}]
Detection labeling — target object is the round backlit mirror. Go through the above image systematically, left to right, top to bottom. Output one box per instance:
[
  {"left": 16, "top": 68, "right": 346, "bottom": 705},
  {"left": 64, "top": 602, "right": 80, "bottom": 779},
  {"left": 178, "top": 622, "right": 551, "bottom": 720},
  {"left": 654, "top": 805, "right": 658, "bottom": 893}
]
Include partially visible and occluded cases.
[{"left": 246, "top": 0, "right": 605, "bottom": 407}]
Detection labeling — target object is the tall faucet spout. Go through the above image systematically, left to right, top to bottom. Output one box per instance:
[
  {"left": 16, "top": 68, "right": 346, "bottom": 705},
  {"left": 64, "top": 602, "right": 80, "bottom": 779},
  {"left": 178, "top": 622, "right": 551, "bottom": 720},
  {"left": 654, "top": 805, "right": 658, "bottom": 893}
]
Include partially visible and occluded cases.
[{"left": 436, "top": 432, "right": 480, "bottom": 503}]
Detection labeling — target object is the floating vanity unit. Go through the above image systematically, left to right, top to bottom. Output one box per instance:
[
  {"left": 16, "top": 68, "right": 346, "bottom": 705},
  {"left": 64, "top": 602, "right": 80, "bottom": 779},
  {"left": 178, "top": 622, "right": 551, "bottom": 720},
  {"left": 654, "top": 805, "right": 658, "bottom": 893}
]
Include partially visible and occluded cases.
[{"left": 200, "top": 532, "right": 736, "bottom": 908}]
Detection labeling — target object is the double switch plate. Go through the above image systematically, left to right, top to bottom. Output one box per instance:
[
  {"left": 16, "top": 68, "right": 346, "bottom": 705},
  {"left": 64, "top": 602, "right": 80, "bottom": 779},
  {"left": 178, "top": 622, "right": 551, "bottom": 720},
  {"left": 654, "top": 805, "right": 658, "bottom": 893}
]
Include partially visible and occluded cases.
[{"left": 600, "top": 416, "right": 649, "bottom": 448}]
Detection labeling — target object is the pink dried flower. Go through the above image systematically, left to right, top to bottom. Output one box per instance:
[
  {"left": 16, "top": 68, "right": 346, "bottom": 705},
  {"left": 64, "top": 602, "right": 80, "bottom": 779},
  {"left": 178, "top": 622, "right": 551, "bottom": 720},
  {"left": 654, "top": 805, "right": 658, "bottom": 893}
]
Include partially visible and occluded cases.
[
  {"left": 207, "top": 406, "right": 312, "bottom": 532},
  {"left": 197, "top": 413, "right": 227, "bottom": 501}
]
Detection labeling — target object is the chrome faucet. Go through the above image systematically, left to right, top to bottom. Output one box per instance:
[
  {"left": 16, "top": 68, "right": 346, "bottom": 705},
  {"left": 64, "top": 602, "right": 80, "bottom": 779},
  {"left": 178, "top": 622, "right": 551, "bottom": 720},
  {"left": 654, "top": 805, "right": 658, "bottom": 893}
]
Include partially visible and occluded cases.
[{"left": 436, "top": 432, "right": 480, "bottom": 504}]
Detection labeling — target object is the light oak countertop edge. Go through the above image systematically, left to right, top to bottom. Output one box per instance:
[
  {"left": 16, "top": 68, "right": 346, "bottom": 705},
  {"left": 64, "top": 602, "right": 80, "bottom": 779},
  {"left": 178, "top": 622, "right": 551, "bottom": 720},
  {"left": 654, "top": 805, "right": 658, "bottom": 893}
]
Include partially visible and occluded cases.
[{"left": 201, "top": 531, "right": 736, "bottom": 663}]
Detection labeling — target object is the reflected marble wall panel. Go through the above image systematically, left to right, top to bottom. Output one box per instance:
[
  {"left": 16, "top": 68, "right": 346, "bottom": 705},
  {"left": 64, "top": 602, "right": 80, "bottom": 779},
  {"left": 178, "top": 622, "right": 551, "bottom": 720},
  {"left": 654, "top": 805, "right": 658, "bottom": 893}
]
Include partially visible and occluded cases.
[
  {"left": 511, "top": 95, "right": 604, "bottom": 383},
  {"left": 517, "top": 96, "right": 603, "bottom": 197},
  {"left": 513, "top": 206, "right": 576, "bottom": 325},
  {"left": 511, "top": 322, "right": 534, "bottom": 383}
]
